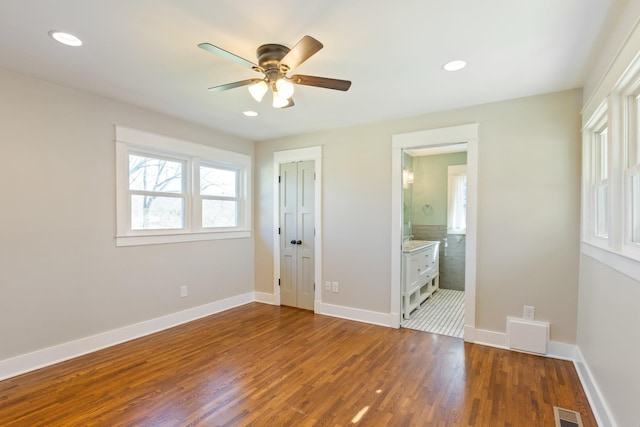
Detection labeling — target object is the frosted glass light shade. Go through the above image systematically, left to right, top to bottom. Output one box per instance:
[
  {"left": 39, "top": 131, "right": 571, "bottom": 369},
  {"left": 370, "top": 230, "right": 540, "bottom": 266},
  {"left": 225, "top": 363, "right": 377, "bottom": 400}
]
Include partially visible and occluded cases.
[
  {"left": 49, "top": 31, "right": 83, "bottom": 47},
  {"left": 275, "top": 78, "right": 294, "bottom": 99},
  {"left": 248, "top": 81, "right": 268, "bottom": 102},
  {"left": 272, "top": 91, "right": 289, "bottom": 108}
]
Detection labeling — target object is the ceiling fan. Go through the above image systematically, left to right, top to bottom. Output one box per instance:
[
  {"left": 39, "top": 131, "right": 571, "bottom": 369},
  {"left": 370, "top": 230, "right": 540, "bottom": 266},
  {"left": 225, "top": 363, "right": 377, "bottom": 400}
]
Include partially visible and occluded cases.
[{"left": 198, "top": 35, "right": 351, "bottom": 108}]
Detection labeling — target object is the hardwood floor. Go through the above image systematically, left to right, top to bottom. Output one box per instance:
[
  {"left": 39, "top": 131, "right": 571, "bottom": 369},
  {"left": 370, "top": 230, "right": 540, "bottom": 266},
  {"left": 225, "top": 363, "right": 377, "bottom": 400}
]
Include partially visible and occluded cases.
[{"left": 0, "top": 303, "right": 596, "bottom": 426}]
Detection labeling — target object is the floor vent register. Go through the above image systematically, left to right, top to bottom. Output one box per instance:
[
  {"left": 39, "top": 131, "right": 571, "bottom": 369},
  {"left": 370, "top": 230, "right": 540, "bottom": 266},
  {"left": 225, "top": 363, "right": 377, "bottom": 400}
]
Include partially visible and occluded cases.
[{"left": 553, "top": 406, "right": 584, "bottom": 427}]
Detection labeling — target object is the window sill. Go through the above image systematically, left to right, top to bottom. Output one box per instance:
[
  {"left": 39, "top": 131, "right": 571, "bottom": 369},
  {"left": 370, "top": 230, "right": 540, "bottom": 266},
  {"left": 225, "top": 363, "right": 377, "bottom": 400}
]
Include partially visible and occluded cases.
[
  {"left": 116, "top": 230, "right": 251, "bottom": 247},
  {"left": 581, "top": 241, "right": 640, "bottom": 282}
]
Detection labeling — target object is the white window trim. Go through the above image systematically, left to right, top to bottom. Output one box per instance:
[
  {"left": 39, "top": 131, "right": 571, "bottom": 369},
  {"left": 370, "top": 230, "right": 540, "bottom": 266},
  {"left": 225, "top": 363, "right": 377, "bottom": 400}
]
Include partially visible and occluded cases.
[
  {"left": 583, "top": 101, "right": 610, "bottom": 248},
  {"left": 115, "top": 125, "right": 251, "bottom": 247}
]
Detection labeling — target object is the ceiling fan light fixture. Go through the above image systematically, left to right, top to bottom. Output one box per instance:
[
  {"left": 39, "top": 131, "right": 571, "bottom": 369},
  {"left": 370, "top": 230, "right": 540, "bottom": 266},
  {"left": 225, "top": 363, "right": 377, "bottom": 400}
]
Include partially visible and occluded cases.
[
  {"left": 275, "top": 78, "right": 295, "bottom": 99},
  {"left": 248, "top": 80, "right": 268, "bottom": 102},
  {"left": 272, "top": 91, "right": 289, "bottom": 108}
]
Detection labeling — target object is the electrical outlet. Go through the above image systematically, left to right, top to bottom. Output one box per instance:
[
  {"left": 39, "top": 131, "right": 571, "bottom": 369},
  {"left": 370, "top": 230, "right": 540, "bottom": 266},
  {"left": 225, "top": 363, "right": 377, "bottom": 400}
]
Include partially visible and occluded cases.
[
  {"left": 325, "top": 281, "right": 331, "bottom": 291},
  {"left": 332, "top": 281, "right": 339, "bottom": 293},
  {"left": 180, "top": 285, "right": 188, "bottom": 298},
  {"left": 523, "top": 305, "right": 535, "bottom": 321}
]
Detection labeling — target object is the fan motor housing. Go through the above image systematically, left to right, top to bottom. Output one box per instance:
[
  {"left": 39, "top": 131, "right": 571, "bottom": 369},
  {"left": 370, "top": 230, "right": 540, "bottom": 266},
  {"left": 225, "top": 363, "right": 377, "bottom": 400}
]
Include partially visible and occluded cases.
[{"left": 256, "top": 44, "right": 290, "bottom": 73}]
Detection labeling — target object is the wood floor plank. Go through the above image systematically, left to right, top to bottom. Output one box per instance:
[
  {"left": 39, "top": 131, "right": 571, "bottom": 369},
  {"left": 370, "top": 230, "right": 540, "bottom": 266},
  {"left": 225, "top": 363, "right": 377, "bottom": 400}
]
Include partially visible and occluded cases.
[{"left": 0, "top": 303, "right": 596, "bottom": 426}]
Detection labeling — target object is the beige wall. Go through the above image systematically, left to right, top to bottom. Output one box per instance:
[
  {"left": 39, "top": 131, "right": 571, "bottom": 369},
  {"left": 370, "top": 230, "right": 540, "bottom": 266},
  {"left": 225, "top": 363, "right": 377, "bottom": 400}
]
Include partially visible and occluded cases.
[
  {"left": 0, "top": 68, "right": 254, "bottom": 360},
  {"left": 255, "top": 89, "right": 582, "bottom": 342}
]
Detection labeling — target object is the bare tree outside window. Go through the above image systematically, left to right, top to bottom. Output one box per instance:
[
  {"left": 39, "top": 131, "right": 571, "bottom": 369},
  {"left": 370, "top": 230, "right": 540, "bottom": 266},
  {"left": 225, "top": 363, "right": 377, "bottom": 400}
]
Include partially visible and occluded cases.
[{"left": 129, "top": 154, "right": 184, "bottom": 230}]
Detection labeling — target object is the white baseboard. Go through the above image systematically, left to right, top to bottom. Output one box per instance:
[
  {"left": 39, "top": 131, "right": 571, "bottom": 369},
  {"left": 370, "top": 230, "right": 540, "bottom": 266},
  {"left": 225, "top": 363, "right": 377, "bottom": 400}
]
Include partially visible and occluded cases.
[
  {"left": 254, "top": 291, "right": 278, "bottom": 305},
  {"left": 0, "top": 292, "right": 256, "bottom": 381},
  {"left": 316, "top": 302, "right": 394, "bottom": 327},
  {"left": 466, "top": 326, "right": 579, "bottom": 360},
  {"left": 471, "top": 327, "right": 508, "bottom": 349},
  {"left": 547, "top": 340, "right": 579, "bottom": 361},
  {"left": 574, "top": 348, "right": 617, "bottom": 427}
]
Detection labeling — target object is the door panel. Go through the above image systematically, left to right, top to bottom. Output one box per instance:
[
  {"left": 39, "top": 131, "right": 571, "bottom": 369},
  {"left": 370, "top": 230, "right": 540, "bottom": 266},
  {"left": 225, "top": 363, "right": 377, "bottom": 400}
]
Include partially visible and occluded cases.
[
  {"left": 279, "top": 161, "right": 315, "bottom": 310},
  {"left": 297, "top": 161, "right": 315, "bottom": 309},
  {"left": 280, "top": 162, "right": 298, "bottom": 307}
]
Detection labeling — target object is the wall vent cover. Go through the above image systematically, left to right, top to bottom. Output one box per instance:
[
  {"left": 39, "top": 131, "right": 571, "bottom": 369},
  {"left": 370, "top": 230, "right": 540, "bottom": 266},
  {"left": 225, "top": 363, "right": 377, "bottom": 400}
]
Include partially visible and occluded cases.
[{"left": 553, "top": 406, "right": 584, "bottom": 427}]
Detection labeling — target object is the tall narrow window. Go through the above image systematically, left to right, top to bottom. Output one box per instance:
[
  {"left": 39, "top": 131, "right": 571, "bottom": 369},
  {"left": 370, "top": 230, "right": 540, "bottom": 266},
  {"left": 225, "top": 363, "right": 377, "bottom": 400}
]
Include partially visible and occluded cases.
[
  {"left": 627, "top": 94, "right": 640, "bottom": 243},
  {"left": 594, "top": 126, "right": 608, "bottom": 237},
  {"left": 129, "top": 153, "right": 186, "bottom": 230},
  {"left": 448, "top": 164, "right": 467, "bottom": 234}
]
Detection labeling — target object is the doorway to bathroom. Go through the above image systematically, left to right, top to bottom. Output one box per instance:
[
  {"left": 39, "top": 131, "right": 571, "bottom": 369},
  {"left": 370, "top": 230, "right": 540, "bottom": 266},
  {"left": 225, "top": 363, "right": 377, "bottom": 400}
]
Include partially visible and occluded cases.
[
  {"left": 390, "top": 124, "right": 478, "bottom": 340},
  {"left": 401, "top": 146, "right": 467, "bottom": 338}
]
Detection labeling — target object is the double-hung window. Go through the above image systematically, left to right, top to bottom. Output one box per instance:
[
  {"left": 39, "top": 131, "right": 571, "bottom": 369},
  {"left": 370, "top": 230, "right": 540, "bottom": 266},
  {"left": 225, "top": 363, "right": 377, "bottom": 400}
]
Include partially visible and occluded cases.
[
  {"left": 627, "top": 92, "right": 640, "bottom": 245},
  {"left": 584, "top": 103, "right": 609, "bottom": 245},
  {"left": 115, "top": 126, "right": 251, "bottom": 246}
]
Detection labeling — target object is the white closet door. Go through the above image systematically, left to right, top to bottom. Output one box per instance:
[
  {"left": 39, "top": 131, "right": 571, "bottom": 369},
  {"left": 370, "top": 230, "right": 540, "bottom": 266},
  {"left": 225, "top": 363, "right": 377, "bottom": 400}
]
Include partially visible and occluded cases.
[{"left": 280, "top": 161, "right": 315, "bottom": 310}]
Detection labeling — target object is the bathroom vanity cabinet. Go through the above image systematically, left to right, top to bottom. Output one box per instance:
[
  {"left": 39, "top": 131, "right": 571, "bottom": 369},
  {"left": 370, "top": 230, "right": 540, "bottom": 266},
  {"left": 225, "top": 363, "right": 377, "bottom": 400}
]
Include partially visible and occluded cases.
[{"left": 402, "top": 240, "right": 440, "bottom": 319}]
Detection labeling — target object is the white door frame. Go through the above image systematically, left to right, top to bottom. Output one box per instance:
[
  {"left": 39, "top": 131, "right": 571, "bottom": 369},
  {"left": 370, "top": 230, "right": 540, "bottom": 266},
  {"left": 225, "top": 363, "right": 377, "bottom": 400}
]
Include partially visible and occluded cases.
[
  {"left": 391, "top": 124, "right": 478, "bottom": 340},
  {"left": 273, "top": 146, "right": 323, "bottom": 311}
]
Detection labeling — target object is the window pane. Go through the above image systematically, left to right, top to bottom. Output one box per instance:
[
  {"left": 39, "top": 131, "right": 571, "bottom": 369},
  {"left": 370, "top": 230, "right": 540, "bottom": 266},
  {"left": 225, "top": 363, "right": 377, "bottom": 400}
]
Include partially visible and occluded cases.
[
  {"left": 630, "top": 95, "right": 640, "bottom": 168},
  {"left": 598, "top": 129, "right": 608, "bottom": 180},
  {"left": 129, "top": 155, "right": 183, "bottom": 193},
  {"left": 200, "top": 166, "right": 237, "bottom": 197},
  {"left": 632, "top": 174, "right": 640, "bottom": 243},
  {"left": 448, "top": 175, "right": 467, "bottom": 231},
  {"left": 595, "top": 185, "right": 608, "bottom": 237},
  {"left": 131, "top": 195, "right": 184, "bottom": 230},
  {"left": 202, "top": 199, "right": 237, "bottom": 228}
]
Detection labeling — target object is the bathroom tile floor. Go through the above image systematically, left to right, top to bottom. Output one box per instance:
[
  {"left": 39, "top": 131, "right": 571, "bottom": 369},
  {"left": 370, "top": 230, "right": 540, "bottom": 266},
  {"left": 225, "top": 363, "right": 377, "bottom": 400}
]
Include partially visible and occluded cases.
[{"left": 403, "top": 289, "right": 465, "bottom": 338}]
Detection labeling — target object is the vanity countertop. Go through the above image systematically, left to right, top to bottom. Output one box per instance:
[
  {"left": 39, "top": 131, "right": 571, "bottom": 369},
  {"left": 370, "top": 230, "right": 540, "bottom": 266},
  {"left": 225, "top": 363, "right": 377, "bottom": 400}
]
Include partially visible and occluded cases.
[{"left": 402, "top": 240, "right": 439, "bottom": 253}]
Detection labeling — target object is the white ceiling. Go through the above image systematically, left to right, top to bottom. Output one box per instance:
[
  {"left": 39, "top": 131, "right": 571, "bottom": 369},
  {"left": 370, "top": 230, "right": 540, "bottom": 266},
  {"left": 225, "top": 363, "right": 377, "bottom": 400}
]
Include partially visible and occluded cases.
[{"left": 0, "top": 0, "right": 627, "bottom": 141}]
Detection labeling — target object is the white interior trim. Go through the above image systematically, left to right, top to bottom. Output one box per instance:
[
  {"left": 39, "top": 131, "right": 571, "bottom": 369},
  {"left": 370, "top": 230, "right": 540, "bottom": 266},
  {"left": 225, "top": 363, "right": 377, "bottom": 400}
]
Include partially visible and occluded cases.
[
  {"left": 391, "top": 123, "right": 479, "bottom": 337},
  {"left": 272, "top": 146, "right": 323, "bottom": 309},
  {"left": 581, "top": 241, "right": 640, "bottom": 282},
  {"left": 0, "top": 292, "right": 257, "bottom": 381},
  {"left": 316, "top": 302, "right": 394, "bottom": 328},
  {"left": 573, "top": 348, "right": 618, "bottom": 427}
]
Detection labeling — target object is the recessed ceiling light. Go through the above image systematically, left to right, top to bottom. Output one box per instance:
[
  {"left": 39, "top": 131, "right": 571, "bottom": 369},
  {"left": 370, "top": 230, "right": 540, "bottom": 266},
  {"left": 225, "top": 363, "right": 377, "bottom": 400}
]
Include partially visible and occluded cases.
[
  {"left": 48, "top": 31, "right": 83, "bottom": 47},
  {"left": 443, "top": 60, "right": 466, "bottom": 71},
  {"left": 243, "top": 111, "right": 258, "bottom": 117}
]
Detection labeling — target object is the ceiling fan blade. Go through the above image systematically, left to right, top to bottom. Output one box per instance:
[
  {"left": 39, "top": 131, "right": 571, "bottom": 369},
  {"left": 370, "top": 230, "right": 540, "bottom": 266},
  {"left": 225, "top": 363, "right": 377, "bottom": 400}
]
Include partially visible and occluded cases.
[
  {"left": 280, "top": 36, "right": 323, "bottom": 72},
  {"left": 198, "top": 42, "right": 262, "bottom": 71},
  {"left": 289, "top": 74, "right": 352, "bottom": 91},
  {"left": 208, "top": 79, "right": 262, "bottom": 93}
]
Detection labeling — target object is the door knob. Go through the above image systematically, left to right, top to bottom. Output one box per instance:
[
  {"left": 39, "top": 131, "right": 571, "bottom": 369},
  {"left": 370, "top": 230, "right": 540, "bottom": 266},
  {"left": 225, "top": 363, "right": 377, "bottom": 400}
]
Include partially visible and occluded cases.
[
  {"left": 290, "top": 240, "right": 297, "bottom": 244},
  {"left": 296, "top": 240, "right": 302, "bottom": 245}
]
